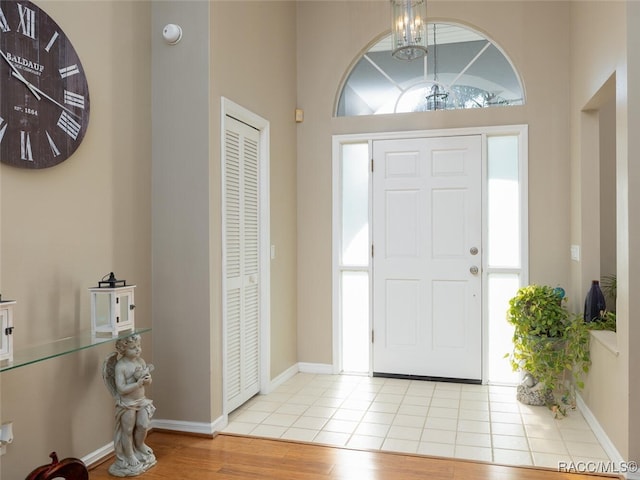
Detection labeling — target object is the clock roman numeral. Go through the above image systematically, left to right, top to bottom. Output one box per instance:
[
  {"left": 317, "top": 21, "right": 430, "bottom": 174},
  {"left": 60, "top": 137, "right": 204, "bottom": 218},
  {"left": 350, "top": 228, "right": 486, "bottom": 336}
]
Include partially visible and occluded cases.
[
  {"left": 17, "top": 3, "right": 36, "bottom": 39},
  {"left": 0, "top": 7, "right": 10, "bottom": 32},
  {"left": 45, "top": 31, "right": 60, "bottom": 53},
  {"left": 59, "top": 65, "right": 80, "bottom": 79},
  {"left": 64, "top": 90, "right": 85, "bottom": 109},
  {"left": 57, "top": 112, "right": 81, "bottom": 140},
  {"left": 0, "top": 117, "right": 7, "bottom": 144},
  {"left": 20, "top": 131, "right": 33, "bottom": 161},
  {"left": 46, "top": 131, "right": 61, "bottom": 157}
]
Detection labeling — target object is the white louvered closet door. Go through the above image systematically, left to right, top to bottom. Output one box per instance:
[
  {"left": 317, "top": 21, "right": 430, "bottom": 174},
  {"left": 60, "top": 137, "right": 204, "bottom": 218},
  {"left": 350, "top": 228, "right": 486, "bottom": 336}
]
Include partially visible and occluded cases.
[{"left": 224, "top": 116, "right": 261, "bottom": 412}]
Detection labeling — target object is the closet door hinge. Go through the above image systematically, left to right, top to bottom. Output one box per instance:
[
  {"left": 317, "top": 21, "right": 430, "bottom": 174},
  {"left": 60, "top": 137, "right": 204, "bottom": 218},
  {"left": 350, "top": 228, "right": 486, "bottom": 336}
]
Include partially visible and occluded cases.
[
  {"left": 371, "top": 158, "right": 374, "bottom": 173},
  {"left": 371, "top": 244, "right": 374, "bottom": 257},
  {"left": 371, "top": 330, "right": 374, "bottom": 344}
]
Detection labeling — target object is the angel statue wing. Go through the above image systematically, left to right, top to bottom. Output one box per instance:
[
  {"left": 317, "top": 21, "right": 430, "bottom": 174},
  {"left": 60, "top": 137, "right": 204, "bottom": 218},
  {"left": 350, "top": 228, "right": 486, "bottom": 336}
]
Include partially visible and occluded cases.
[{"left": 102, "top": 352, "right": 119, "bottom": 400}]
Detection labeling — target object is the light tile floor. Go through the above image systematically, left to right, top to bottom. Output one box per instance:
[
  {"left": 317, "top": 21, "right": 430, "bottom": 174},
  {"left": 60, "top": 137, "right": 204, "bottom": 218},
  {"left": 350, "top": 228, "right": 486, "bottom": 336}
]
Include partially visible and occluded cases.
[{"left": 223, "top": 373, "right": 611, "bottom": 470}]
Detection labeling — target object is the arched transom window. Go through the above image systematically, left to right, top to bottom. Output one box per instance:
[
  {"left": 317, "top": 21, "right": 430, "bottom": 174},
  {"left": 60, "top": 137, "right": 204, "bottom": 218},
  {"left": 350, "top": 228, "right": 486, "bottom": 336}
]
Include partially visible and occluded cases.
[{"left": 336, "top": 23, "right": 525, "bottom": 116}]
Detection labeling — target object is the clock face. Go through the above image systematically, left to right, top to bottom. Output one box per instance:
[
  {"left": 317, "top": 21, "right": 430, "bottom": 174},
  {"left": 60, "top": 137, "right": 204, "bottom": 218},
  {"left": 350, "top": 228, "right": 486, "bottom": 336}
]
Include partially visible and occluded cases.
[{"left": 0, "top": 0, "right": 90, "bottom": 169}]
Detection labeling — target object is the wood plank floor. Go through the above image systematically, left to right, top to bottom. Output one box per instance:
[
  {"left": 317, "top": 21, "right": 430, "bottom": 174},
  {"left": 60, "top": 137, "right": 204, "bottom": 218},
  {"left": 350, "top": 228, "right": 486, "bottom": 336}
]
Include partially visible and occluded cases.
[{"left": 88, "top": 431, "right": 621, "bottom": 479}]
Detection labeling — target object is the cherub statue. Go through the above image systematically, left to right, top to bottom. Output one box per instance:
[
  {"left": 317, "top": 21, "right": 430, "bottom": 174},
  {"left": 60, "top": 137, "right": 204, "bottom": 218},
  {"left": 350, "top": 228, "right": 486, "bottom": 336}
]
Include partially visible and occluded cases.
[{"left": 103, "top": 334, "right": 156, "bottom": 477}]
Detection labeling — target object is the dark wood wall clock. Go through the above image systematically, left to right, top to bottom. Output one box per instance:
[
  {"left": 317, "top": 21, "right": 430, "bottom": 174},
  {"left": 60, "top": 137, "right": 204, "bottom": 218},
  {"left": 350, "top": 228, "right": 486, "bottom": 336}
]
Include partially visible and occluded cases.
[{"left": 0, "top": 0, "right": 90, "bottom": 169}]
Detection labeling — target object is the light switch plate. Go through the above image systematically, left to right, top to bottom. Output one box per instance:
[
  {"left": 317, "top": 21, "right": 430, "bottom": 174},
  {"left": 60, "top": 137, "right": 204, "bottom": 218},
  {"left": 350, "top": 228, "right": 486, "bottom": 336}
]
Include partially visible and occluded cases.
[{"left": 570, "top": 245, "right": 580, "bottom": 261}]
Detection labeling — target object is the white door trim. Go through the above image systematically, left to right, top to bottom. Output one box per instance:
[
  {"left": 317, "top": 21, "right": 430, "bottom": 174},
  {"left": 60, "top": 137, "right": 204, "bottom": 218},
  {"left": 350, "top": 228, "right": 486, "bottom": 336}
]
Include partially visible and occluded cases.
[
  {"left": 221, "top": 97, "right": 271, "bottom": 414},
  {"left": 332, "top": 125, "right": 529, "bottom": 383}
]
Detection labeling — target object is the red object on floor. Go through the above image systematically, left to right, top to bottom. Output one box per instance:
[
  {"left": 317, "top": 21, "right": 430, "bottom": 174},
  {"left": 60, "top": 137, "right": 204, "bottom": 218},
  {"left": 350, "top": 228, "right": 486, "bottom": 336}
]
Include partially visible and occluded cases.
[{"left": 25, "top": 452, "right": 88, "bottom": 480}]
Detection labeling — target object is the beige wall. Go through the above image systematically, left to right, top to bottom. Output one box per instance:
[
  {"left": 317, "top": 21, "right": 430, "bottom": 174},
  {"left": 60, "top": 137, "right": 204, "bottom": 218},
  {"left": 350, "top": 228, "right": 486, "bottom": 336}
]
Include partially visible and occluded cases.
[
  {"left": 0, "top": 0, "right": 298, "bottom": 472},
  {"left": 1, "top": 0, "right": 637, "bottom": 474},
  {"left": 1, "top": 0, "right": 298, "bottom": 473},
  {"left": 151, "top": 0, "right": 298, "bottom": 426},
  {"left": 295, "top": 0, "right": 639, "bottom": 462},
  {"left": 569, "top": 0, "right": 640, "bottom": 461},
  {"left": 0, "top": 1, "right": 151, "bottom": 477},
  {"left": 211, "top": 1, "right": 299, "bottom": 381},
  {"left": 296, "top": 1, "right": 572, "bottom": 365},
  {"left": 626, "top": 2, "right": 640, "bottom": 462},
  {"left": 599, "top": 97, "right": 617, "bottom": 282}
]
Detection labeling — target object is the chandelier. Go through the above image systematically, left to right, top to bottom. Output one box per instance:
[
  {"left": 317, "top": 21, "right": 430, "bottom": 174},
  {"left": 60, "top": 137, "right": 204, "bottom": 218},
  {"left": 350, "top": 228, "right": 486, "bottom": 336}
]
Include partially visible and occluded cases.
[
  {"left": 391, "top": 0, "right": 428, "bottom": 61},
  {"left": 425, "top": 24, "right": 448, "bottom": 110},
  {"left": 426, "top": 83, "right": 448, "bottom": 111}
]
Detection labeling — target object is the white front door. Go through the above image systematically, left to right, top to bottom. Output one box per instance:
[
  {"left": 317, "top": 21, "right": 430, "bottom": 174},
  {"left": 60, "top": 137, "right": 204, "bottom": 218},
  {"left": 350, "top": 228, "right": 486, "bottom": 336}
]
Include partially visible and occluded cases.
[{"left": 372, "top": 135, "right": 482, "bottom": 381}]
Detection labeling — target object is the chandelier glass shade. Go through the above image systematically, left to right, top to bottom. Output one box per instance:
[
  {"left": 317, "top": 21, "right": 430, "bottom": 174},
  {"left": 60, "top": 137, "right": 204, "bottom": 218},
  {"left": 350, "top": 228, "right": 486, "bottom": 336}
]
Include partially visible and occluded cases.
[
  {"left": 391, "top": 0, "right": 428, "bottom": 61},
  {"left": 425, "top": 82, "right": 449, "bottom": 111}
]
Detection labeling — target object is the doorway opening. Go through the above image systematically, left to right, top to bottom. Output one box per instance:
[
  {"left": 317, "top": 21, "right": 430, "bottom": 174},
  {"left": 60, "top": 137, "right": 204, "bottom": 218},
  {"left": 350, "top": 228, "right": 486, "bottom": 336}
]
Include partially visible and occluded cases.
[{"left": 332, "top": 127, "right": 528, "bottom": 385}]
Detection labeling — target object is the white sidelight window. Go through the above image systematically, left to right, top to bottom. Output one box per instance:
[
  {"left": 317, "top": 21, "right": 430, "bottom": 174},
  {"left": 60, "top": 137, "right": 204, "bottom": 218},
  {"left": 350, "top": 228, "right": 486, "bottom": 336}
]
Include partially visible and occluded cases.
[
  {"left": 485, "top": 133, "right": 528, "bottom": 384},
  {"left": 335, "top": 142, "right": 371, "bottom": 373}
]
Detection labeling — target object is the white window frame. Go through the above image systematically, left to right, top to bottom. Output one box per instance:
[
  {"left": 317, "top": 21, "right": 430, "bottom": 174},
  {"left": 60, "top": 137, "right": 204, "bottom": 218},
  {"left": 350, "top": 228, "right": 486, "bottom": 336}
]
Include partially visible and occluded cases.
[{"left": 332, "top": 125, "right": 529, "bottom": 382}]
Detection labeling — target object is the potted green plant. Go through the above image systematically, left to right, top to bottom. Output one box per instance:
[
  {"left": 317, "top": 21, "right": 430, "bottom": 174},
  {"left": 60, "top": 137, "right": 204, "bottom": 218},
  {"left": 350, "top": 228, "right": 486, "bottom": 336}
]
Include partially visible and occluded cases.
[
  {"left": 601, "top": 273, "right": 617, "bottom": 306},
  {"left": 506, "top": 284, "right": 591, "bottom": 415}
]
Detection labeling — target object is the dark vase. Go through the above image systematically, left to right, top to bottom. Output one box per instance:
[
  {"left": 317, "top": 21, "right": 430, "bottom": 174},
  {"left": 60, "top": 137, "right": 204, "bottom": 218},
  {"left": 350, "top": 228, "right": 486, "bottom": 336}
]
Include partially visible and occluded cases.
[{"left": 584, "top": 280, "right": 606, "bottom": 322}]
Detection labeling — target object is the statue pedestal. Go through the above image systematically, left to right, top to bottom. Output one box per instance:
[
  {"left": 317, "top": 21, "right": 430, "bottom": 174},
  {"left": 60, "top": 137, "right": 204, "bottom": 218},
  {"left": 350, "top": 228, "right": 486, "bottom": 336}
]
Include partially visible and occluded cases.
[{"left": 108, "top": 454, "right": 157, "bottom": 477}]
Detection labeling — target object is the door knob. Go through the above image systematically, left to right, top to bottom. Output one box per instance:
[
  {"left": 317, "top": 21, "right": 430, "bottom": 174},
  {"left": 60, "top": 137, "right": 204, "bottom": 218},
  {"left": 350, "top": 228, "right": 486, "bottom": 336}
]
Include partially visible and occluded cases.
[
  {"left": 470, "top": 247, "right": 478, "bottom": 255},
  {"left": 469, "top": 266, "right": 479, "bottom": 275}
]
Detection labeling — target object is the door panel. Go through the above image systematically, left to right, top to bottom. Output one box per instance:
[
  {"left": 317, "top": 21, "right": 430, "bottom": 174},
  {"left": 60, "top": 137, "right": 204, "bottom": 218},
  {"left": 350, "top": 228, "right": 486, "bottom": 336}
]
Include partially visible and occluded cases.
[
  {"left": 224, "top": 116, "right": 261, "bottom": 412},
  {"left": 372, "top": 135, "right": 482, "bottom": 381},
  {"left": 386, "top": 190, "right": 419, "bottom": 257},
  {"left": 386, "top": 279, "right": 419, "bottom": 347}
]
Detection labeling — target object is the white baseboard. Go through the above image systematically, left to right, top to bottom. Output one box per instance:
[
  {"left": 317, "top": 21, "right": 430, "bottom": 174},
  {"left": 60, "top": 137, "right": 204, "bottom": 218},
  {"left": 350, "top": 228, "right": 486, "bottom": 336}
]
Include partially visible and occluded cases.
[
  {"left": 260, "top": 362, "right": 337, "bottom": 395},
  {"left": 297, "top": 362, "right": 334, "bottom": 375},
  {"left": 84, "top": 363, "right": 331, "bottom": 470},
  {"left": 151, "top": 363, "right": 331, "bottom": 441},
  {"left": 265, "top": 363, "right": 299, "bottom": 393},
  {"left": 576, "top": 394, "right": 639, "bottom": 479},
  {"left": 151, "top": 415, "right": 226, "bottom": 436},
  {"left": 83, "top": 417, "right": 226, "bottom": 468},
  {"left": 82, "top": 441, "right": 113, "bottom": 468}
]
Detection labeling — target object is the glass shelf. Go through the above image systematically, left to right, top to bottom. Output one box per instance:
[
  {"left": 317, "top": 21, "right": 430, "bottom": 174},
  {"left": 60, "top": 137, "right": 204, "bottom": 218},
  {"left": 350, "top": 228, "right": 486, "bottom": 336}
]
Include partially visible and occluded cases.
[{"left": 0, "top": 327, "right": 151, "bottom": 373}]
